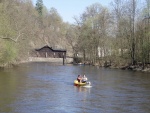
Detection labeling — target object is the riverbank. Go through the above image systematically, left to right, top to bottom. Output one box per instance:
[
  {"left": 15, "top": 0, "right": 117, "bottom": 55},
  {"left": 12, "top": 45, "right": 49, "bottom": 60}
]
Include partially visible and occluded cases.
[
  {"left": 0, "top": 57, "right": 73, "bottom": 68},
  {"left": 1, "top": 59, "right": 150, "bottom": 73},
  {"left": 76, "top": 61, "right": 150, "bottom": 73},
  {"left": 105, "top": 63, "right": 150, "bottom": 73},
  {"left": 120, "top": 65, "right": 150, "bottom": 72}
]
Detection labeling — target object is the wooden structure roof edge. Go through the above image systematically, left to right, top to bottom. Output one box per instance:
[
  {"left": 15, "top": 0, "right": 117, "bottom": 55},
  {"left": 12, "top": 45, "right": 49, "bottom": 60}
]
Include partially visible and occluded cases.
[{"left": 35, "top": 45, "right": 66, "bottom": 52}]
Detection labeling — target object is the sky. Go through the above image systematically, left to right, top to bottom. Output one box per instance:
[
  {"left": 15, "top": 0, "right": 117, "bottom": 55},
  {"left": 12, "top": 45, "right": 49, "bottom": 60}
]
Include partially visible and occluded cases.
[{"left": 32, "top": 0, "right": 112, "bottom": 23}]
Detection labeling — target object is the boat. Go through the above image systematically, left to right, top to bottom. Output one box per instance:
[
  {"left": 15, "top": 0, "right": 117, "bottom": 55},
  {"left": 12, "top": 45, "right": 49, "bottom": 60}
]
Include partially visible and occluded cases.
[
  {"left": 74, "top": 80, "right": 87, "bottom": 86},
  {"left": 74, "top": 80, "right": 92, "bottom": 87}
]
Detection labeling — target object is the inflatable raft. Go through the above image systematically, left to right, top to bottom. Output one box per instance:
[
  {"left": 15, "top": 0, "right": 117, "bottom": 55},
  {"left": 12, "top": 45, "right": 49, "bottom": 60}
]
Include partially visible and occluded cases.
[{"left": 74, "top": 80, "right": 87, "bottom": 86}]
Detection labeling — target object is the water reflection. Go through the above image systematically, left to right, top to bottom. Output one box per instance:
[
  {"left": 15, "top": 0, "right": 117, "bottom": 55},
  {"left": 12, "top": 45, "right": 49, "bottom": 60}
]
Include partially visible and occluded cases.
[{"left": 74, "top": 86, "right": 91, "bottom": 93}]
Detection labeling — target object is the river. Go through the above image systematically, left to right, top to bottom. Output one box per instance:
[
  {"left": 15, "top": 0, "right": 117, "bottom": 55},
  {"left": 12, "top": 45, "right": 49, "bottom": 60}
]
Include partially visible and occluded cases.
[{"left": 0, "top": 62, "right": 150, "bottom": 113}]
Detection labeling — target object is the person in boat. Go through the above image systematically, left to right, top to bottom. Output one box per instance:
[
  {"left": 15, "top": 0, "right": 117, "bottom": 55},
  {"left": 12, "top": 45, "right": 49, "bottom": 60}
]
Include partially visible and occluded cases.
[
  {"left": 77, "top": 75, "right": 82, "bottom": 83},
  {"left": 82, "top": 75, "right": 88, "bottom": 83}
]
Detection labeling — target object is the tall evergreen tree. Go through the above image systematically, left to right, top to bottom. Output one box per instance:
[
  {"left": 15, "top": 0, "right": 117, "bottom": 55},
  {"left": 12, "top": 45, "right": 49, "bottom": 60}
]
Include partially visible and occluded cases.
[{"left": 35, "top": 0, "right": 43, "bottom": 16}]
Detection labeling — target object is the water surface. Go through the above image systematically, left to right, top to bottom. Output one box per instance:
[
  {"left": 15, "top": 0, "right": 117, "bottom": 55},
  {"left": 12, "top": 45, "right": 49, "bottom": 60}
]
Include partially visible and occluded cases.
[{"left": 0, "top": 62, "right": 150, "bottom": 113}]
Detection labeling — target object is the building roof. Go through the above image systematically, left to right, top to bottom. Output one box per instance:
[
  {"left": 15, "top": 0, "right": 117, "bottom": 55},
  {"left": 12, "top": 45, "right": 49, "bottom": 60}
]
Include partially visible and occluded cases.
[{"left": 35, "top": 45, "right": 66, "bottom": 52}]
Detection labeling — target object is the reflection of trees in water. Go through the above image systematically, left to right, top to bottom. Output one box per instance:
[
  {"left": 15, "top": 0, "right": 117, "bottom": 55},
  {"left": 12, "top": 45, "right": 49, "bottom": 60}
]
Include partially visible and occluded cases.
[{"left": 0, "top": 68, "right": 28, "bottom": 112}]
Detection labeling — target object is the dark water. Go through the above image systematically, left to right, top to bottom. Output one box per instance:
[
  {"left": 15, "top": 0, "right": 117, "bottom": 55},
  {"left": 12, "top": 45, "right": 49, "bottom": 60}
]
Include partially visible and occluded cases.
[{"left": 0, "top": 62, "right": 150, "bottom": 113}]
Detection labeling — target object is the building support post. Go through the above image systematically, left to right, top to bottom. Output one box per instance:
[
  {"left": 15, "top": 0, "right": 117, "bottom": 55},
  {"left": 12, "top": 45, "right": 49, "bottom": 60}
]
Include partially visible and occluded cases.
[{"left": 63, "top": 56, "right": 65, "bottom": 65}]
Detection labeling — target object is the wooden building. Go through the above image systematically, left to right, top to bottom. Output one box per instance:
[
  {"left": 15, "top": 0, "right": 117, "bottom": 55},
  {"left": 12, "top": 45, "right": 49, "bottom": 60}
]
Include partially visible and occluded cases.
[{"left": 31, "top": 45, "right": 66, "bottom": 58}]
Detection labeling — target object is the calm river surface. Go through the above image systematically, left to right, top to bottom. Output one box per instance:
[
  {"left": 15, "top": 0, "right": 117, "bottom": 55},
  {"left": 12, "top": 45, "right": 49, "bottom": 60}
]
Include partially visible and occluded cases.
[{"left": 0, "top": 62, "right": 150, "bottom": 113}]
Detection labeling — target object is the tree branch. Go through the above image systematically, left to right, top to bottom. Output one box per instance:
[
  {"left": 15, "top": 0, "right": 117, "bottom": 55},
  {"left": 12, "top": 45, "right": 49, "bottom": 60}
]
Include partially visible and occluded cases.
[
  {"left": 0, "top": 27, "right": 26, "bottom": 43},
  {"left": 0, "top": 32, "right": 24, "bottom": 43}
]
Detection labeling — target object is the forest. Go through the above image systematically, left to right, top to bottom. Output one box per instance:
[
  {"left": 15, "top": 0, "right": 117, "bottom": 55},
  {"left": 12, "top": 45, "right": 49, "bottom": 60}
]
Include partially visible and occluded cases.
[{"left": 0, "top": 0, "right": 150, "bottom": 71}]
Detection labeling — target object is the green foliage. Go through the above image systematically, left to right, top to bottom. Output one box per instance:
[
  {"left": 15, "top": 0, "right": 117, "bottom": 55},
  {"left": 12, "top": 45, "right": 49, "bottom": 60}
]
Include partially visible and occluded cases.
[
  {"left": 35, "top": 0, "right": 43, "bottom": 16},
  {"left": 0, "top": 2, "right": 18, "bottom": 65},
  {"left": 0, "top": 4, "right": 16, "bottom": 38},
  {"left": 0, "top": 41, "right": 17, "bottom": 65},
  {"left": 142, "top": 41, "right": 150, "bottom": 60}
]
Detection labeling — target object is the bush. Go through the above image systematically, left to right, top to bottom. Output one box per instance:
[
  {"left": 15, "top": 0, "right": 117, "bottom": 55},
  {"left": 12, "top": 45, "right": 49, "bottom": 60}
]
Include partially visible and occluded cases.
[{"left": 0, "top": 41, "right": 17, "bottom": 65}]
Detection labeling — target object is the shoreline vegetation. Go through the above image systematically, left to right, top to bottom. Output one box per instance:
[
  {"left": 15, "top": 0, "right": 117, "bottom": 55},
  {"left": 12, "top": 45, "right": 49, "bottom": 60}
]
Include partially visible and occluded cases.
[
  {"left": 0, "top": 0, "right": 150, "bottom": 73},
  {"left": 0, "top": 58, "right": 150, "bottom": 73},
  {"left": 75, "top": 62, "right": 150, "bottom": 73}
]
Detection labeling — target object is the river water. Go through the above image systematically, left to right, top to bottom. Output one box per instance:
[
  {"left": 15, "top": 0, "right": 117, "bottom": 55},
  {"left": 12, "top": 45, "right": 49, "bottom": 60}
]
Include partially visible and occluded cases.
[{"left": 0, "top": 62, "right": 150, "bottom": 113}]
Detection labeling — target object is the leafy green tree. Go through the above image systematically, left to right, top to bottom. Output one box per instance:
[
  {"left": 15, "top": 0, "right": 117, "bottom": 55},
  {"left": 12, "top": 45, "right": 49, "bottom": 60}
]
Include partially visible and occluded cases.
[
  {"left": 35, "top": 0, "right": 43, "bottom": 16},
  {"left": 75, "top": 3, "right": 111, "bottom": 64}
]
